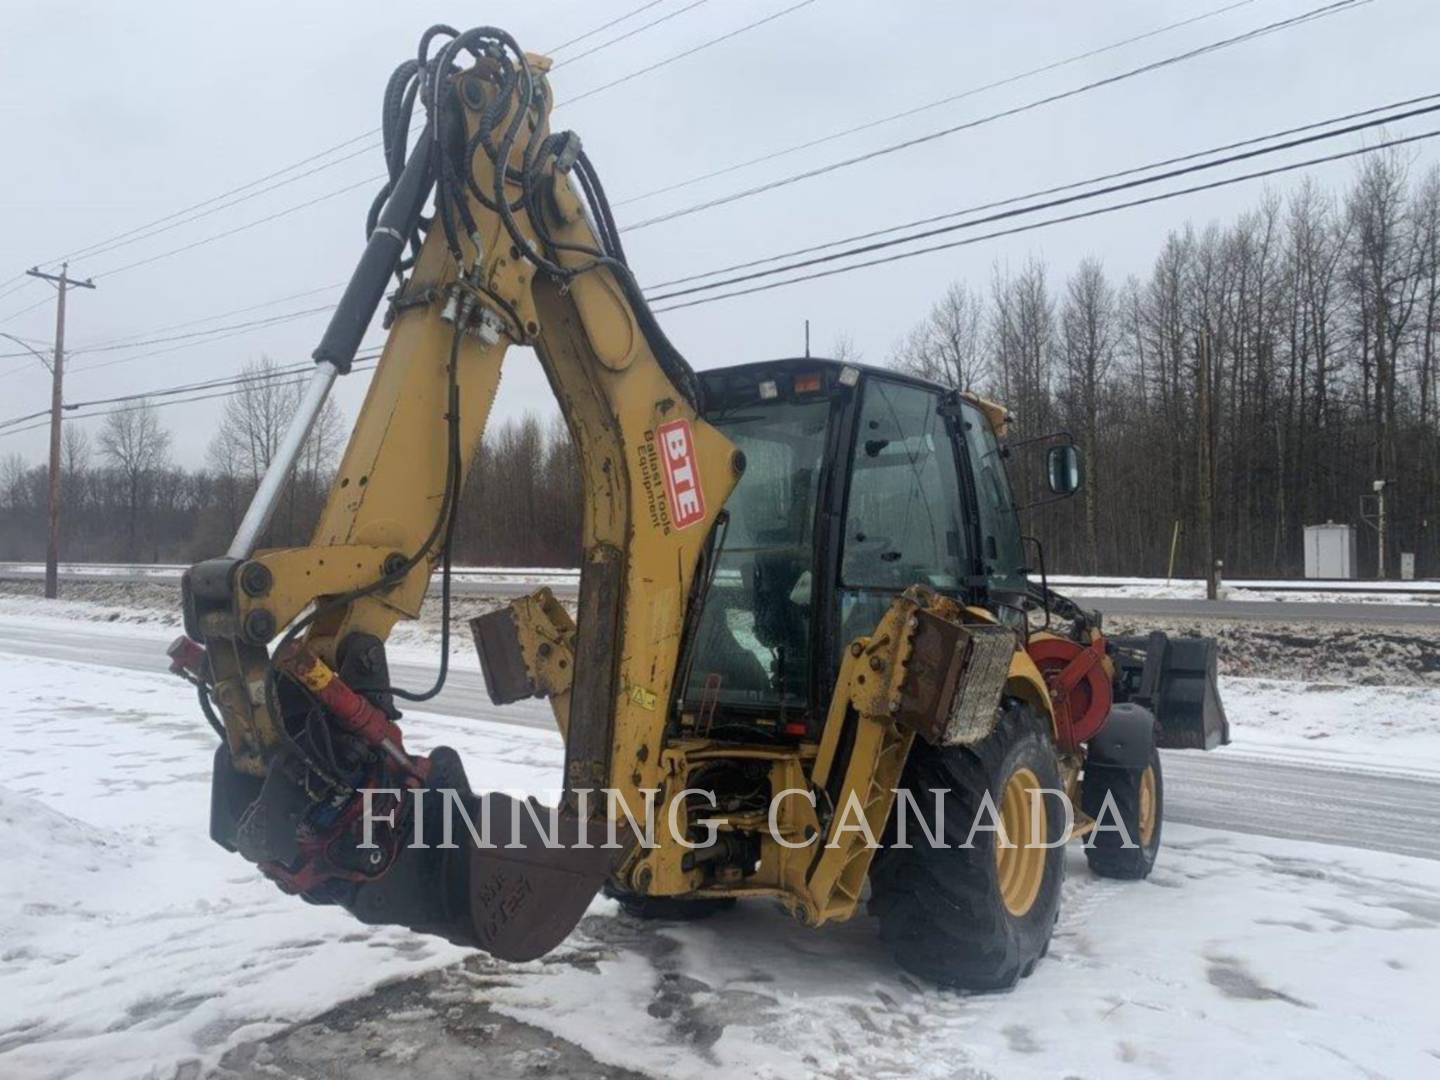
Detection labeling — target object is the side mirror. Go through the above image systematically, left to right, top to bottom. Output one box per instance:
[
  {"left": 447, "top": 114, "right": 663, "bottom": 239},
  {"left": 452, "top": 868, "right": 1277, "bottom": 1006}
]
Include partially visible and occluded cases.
[{"left": 1046, "top": 444, "right": 1081, "bottom": 495}]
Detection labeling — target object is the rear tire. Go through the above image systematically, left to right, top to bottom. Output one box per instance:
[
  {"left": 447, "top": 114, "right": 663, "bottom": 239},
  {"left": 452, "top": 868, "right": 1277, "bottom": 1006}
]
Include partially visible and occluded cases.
[
  {"left": 869, "top": 700, "right": 1066, "bottom": 991},
  {"left": 1082, "top": 745, "right": 1163, "bottom": 880},
  {"left": 603, "top": 883, "right": 736, "bottom": 921}
]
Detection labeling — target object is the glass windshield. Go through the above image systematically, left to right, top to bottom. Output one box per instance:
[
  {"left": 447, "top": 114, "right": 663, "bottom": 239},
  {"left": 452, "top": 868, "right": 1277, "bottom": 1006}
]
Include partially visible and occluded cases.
[
  {"left": 836, "top": 379, "right": 969, "bottom": 650},
  {"left": 683, "top": 398, "right": 831, "bottom": 712},
  {"left": 958, "top": 401, "right": 1027, "bottom": 594}
]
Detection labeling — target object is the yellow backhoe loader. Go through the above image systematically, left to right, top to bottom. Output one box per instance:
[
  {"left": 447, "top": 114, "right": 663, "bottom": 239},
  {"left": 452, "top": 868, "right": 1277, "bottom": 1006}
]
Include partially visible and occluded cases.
[{"left": 178, "top": 25, "right": 1227, "bottom": 990}]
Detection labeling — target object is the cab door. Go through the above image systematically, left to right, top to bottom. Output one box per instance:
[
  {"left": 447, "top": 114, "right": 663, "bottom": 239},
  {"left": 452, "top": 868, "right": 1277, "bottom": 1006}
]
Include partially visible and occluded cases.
[{"left": 832, "top": 377, "right": 974, "bottom": 655}]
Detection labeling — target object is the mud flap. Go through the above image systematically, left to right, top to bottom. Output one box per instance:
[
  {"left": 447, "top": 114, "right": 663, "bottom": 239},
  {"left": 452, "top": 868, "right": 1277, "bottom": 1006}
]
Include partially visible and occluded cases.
[{"left": 1108, "top": 632, "right": 1229, "bottom": 750}]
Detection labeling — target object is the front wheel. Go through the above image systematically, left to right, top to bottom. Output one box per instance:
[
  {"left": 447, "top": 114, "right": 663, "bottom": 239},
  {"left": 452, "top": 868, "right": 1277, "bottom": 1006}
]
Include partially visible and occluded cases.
[
  {"left": 869, "top": 701, "right": 1066, "bottom": 991},
  {"left": 1082, "top": 746, "right": 1163, "bottom": 880}
]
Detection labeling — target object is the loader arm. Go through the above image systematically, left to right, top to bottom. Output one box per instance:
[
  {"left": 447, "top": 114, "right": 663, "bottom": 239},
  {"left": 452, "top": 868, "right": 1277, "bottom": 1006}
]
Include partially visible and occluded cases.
[{"left": 182, "top": 30, "right": 738, "bottom": 959}]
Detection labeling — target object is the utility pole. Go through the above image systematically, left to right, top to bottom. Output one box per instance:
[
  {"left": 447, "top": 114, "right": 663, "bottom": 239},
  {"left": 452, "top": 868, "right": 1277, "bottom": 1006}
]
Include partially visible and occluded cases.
[
  {"left": 26, "top": 263, "right": 95, "bottom": 600},
  {"left": 803, "top": 318, "right": 811, "bottom": 358},
  {"left": 1197, "top": 330, "right": 1217, "bottom": 600}
]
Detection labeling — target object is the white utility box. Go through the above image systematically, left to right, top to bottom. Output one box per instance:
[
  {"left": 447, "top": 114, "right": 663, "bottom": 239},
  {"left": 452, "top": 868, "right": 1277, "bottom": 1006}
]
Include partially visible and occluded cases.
[{"left": 1303, "top": 522, "right": 1357, "bottom": 579}]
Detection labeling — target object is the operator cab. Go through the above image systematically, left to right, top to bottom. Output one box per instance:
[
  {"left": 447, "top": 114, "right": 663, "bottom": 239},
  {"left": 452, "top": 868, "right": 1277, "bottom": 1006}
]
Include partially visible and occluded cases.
[{"left": 679, "top": 358, "right": 1030, "bottom": 743}]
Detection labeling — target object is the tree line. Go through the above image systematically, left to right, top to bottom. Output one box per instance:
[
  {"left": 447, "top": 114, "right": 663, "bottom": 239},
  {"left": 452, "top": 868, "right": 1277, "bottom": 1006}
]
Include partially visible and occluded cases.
[
  {"left": 893, "top": 148, "right": 1440, "bottom": 578},
  {"left": 2, "top": 150, "right": 1437, "bottom": 578},
  {"left": 0, "top": 359, "right": 581, "bottom": 568}
]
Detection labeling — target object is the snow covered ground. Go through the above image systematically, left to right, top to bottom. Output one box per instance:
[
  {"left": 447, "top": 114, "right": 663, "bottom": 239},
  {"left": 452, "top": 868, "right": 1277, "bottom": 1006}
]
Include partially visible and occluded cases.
[{"left": 3, "top": 599, "right": 1440, "bottom": 1077}]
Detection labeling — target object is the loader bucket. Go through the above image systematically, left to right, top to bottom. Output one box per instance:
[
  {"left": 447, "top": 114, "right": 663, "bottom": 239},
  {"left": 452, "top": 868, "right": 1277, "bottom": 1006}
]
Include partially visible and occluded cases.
[{"left": 1107, "top": 632, "right": 1230, "bottom": 750}]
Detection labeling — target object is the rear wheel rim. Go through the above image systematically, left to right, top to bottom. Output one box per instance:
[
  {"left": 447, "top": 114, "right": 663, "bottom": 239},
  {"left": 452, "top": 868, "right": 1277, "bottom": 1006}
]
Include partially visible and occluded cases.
[
  {"left": 1138, "top": 765, "right": 1157, "bottom": 848},
  {"left": 995, "top": 766, "right": 1046, "bottom": 916}
]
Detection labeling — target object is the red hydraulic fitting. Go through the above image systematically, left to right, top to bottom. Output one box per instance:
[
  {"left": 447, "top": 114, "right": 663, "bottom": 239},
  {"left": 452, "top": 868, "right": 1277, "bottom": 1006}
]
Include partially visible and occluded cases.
[
  {"left": 167, "top": 635, "right": 208, "bottom": 680},
  {"left": 274, "top": 642, "right": 424, "bottom": 780}
]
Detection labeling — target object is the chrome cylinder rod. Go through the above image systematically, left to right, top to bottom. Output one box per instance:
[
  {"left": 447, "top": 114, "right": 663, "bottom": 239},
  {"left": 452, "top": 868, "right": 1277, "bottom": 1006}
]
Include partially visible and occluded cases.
[
  {"left": 224, "top": 141, "right": 436, "bottom": 561},
  {"left": 226, "top": 363, "right": 338, "bottom": 559}
]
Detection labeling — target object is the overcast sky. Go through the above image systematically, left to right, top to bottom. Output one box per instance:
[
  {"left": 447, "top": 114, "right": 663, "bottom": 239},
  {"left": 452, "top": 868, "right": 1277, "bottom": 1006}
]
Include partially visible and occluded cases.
[{"left": 1, "top": 0, "right": 1436, "bottom": 463}]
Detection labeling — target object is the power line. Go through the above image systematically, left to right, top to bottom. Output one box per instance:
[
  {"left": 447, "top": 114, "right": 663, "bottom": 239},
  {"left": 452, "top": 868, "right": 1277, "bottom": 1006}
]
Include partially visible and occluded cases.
[
  {"left": 546, "top": 0, "right": 677, "bottom": 53},
  {"left": 553, "top": 0, "right": 712, "bottom": 69},
  {"left": 558, "top": 0, "right": 819, "bottom": 106},
  {"left": 614, "top": 0, "right": 1271, "bottom": 208},
  {"left": 622, "top": 0, "right": 1370, "bottom": 232},
  {"left": 13, "top": 3, "right": 715, "bottom": 281},
  {"left": 4, "top": 4, "right": 774, "bottom": 298},
  {"left": 23, "top": 71, "right": 1410, "bottom": 382},
  {"left": 647, "top": 91, "right": 1440, "bottom": 292},
  {"left": 648, "top": 103, "right": 1440, "bottom": 302},
  {"left": 30, "top": 106, "right": 1419, "bottom": 421},
  {"left": 650, "top": 127, "right": 1440, "bottom": 313},
  {"left": 39, "top": 132, "right": 385, "bottom": 273},
  {"left": 70, "top": 143, "right": 382, "bottom": 267},
  {"left": 92, "top": 175, "right": 384, "bottom": 280},
  {"left": 0, "top": 277, "right": 36, "bottom": 304},
  {"left": 62, "top": 281, "right": 346, "bottom": 355},
  {"left": 0, "top": 292, "right": 57, "bottom": 324},
  {"left": 0, "top": 303, "right": 337, "bottom": 361},
  {"left": 0, "top": 304, "right": 341, "bottom": 381},
  {"left": 72, "top": 305, "right": 336, "bottom": 358},
  {"left": 63, "top": 312, "right": 355, "bottom": 380},
  {"left": 0, "top": 355, "right": 383, "bottom": 439},
  {"left": 64, "top": 360, "right": 319, "bottom": 410},
  {"left": 0, "top": 407, "right": 51, "bottom": 431}
]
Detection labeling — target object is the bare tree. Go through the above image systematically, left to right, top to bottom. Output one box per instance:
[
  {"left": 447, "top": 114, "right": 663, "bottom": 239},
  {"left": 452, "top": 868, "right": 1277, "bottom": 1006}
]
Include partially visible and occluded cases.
[
  {"left": 1061, "top": 258, "right": 1117, "bottom": 571},
  {"left": 890, "top": 283, "right": 987, "bottom": 389},
  {"left": 829, "top": 334, "right": 862, "bottom": 365},
  {"left": 206, "top": 357, "right": 343, "bottom": 545},
  {"left": 99, "top": 400, "right": 171, "bottom": 559},
  {"left": 62, "top": 424, "right": 91, "bottom": 477}
]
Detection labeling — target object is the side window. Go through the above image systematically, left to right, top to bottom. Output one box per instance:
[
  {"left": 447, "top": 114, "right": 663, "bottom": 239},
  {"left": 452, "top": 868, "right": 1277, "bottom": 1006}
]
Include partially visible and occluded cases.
[
  {"left": 841, "top": 381, "right": 967, "bottom": 592},
  {"left": 959, "top": 401, "right": 1027, "bottom": 594}
]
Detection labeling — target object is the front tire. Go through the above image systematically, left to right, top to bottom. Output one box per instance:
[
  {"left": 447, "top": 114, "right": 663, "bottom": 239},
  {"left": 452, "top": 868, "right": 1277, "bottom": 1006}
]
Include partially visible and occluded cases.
[
  {"left": 869, "top": 701, "right": 1066, "bottom": 991},
  {"left": 1082, "top": 745, "right": 1163, "bottom": 880}
]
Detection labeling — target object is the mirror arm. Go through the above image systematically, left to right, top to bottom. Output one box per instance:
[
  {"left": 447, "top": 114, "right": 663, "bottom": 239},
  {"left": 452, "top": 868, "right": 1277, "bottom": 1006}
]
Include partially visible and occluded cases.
[
  {"left": 1001, "top": 428, "right": 1075, "bottom": 452},
  {"left": 1013, "top": 490, "right": 1078, "bottom": 513}
]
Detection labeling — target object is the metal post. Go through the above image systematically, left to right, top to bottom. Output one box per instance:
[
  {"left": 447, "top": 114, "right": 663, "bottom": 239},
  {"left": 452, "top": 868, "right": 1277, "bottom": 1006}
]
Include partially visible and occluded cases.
[
  {"left": 26, "top": 262, "right": 95, "bottom": 599},
  {"left": 1198, "top": 331, "right": 1217, "bottom": 601},
  {"left": 226, "top": 364, "right": 338, "bottom": 559},
  {"left": 1375, "top": 479, "right": 1387, "bottom": 579}
]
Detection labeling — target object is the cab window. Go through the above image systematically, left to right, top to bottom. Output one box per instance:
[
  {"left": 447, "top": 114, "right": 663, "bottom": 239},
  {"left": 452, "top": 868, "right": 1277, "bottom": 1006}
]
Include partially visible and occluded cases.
[
  {"left": 837, "top": 379, "right": 968, "bottom": 646},
  {"left": 958, "top": 401, "right": 1027, "bottom": 595}
]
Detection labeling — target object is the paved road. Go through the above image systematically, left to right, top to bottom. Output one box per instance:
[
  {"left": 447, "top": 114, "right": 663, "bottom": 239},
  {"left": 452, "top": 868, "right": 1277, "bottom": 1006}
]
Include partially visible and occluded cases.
[
  {"left": 6, "top": 564, "right": 1439, "bottom": 624},
  {"left": 1069, "top": 594, "right": 1440, "bottom": 625},
  {"left": 4, "top": 617, "right": 1436, "bottom": 860},
  {"left": 0, "top": 618, "right": 554, "bottom": 734}
]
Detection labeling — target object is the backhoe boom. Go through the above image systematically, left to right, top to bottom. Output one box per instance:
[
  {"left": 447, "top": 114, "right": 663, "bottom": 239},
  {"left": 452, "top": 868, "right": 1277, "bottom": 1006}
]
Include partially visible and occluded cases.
[{"left": 184, "top": 30, "right": 738, "bottom": 959}]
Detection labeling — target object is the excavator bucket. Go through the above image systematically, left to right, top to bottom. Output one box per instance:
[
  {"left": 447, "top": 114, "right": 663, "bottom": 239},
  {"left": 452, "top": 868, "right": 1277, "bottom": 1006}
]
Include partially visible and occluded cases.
[
  {"left": 1108, "top": 632, "right": 1230, "bottom": 750},
  {"left": 277, "top": 749, "right": 627, "bottom": 963},
  {"left": 459, "top": 793, "right": 621, "bottom": 961}
]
